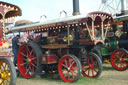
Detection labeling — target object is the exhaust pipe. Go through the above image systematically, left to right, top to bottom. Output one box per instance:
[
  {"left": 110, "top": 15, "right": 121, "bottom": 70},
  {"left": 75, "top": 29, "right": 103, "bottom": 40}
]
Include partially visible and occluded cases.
[
  {"left": 72, "top": 0, "right": 80, "bottom": 16},
  {"left": 121, "top": 0, "right": 128, "bottom": 15}
]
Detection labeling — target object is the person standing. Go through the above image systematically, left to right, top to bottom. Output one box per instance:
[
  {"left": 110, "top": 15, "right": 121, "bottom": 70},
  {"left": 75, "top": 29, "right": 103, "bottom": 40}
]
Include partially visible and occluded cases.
[{"left": 12, "top": 35, "right": 22, "bottom": 66}]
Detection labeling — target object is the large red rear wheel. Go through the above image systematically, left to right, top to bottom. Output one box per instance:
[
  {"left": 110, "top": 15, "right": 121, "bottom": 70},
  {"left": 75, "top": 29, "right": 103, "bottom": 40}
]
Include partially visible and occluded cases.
[
  {"left": 17, "top": 42, "right": 42, "bottom": 78},
  {"left": 111, "top": 49, "right": 128, "bottom": 71},
  {"left": 82, "top": 52, "right": 102, "bottom": 78},
  {"left": 58, "top": 54, "right": 81, "bottom": 82}
]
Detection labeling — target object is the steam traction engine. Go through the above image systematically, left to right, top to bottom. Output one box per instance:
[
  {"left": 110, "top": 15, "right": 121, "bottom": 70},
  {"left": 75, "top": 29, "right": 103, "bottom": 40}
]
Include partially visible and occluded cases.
[
  {"left": 92, "top": 0, "right": 128, "bottom": 71},
  {"left": 7, "top": 11, "right": 113, "bottom": 82},
  {"left": 97, "top": 15, "right": 128, "bottom": 71}
]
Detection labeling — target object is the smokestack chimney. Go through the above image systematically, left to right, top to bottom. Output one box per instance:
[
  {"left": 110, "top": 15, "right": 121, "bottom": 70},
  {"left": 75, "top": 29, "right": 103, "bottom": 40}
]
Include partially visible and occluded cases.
[
  {"left": 72, "top": 0, "right": 80, "bottom": 16},
  {"left": 121, "top": 0, "right": 128, "bottom": 15}
]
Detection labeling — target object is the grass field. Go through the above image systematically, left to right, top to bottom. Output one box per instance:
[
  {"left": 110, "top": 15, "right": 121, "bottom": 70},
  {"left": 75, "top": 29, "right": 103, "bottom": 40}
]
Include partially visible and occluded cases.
[{"left": 16, "top": 64, "right": 128, "bottom": 85}]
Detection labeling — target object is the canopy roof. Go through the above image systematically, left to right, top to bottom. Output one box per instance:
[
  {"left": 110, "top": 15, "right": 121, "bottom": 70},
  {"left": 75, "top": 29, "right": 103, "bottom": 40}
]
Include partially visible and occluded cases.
[
  {"left": 0, "top": 1, "right": 21, "bottom": 19},
  {"left": 8, "top": 11, "right": 113, "bottom": 33},
  {"left": 87, "top": 11, "right": 113, "bottom": 25}
]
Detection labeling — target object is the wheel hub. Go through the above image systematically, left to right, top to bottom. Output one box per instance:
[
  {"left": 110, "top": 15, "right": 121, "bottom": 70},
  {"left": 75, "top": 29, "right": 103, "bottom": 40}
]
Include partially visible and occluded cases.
[
  {"left": 26, "top": 55, "right": 34, "bottom": 64},
  {"left": 120, "top": 57, "right": 124, "bottom": 62},
  {"left": 26, "top": 58, "right": 31, "bottom": 63},
  {"left": 89, "top": 64, "right": 93, "bottom": 69},
  {"left": 67, "top": 67, "right": 70, "bottom": 71},
  {"left": 0, "top": 72, "right": 10, "bottom": 79}
]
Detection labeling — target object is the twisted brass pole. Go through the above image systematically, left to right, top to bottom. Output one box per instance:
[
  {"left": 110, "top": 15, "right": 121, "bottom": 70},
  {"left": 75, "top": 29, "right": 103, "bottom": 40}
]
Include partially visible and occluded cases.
[{"left": 2, "top": 15, "right": 6, "bottom": 40}]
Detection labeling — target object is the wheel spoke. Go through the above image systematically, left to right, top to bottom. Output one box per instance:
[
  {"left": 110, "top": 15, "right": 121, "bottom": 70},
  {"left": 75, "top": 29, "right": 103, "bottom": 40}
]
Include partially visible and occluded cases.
[
  {"left": 26, "top": 45, "right": 31, "bottom": 55},
  {"left": 30, "top": 49, "right": 34, "bottom": 55},
  {"left": 20, "top": 52, "right": 28, "bottom": 57},
  {"left": 120, "top": 52, "right": 124, "bottom": 58},
  {"left": 115, "top": 54, "right": 120, "bottom": 58},
  {"left": 31, "top": 57, "right": 36, "bottom": 61},
  {"left": 23, "top": 58, "right": 27, "bottom": 61},
  {"left": 69, "top": 58, "right": 73, "bottom": 65},
  {"left": 33, "top": 60, "right": 37, "bottom": 64},
  {"left": 64, "top": 60, "right": 68, "bottom": 68},
  {"left": 69, "top": 60, "right": 75, "bottom": 68},
  {"left": 93, "top": 60, "right": 98, "bottom": 65},
  {"left": 120, "top": 62, "right": 122, "bottom": 67},
  {"left": 20, "top": 63, "right": 27, "bottom": 66},
  {"left": 31, "top": 63, "right": 36, "bottom": 68},
  {"left": 3, "top": 64, "right": 6, "bottom": 71},
  {"left": 4, "top": 64, "right": 7, "bottom": 70},
  {"left": 25, "top": 64, "right": 29, "bottom": 72},
  {"left": 62, "top": 64, "right": 68, "bottom": 68},
  {"left": 25, "top": 65, "right": 30, "bottom": 75},
  {"left": 29, "top": 65, "right": 32, "bottom": 72},
  {"left": 72, "top": 65, "right": 78, "bottom": 71},
  {"left": 83, "top": 68, "right": 89, "bottom": 72},
  {"left": 92, "top": 68, "right": 98, "bottom": 73},
  {"left": 62, "top": 69, "right": 67, "bottom": 73},
  {"left": 62, "top": 69, "right": 67, "bottom": 77},
  {"left": 70, "top": 69, "right": 77, "bottom": 76},
  {"left": 88, "top": 69, "right": 90, "bottom": 76},
  {"left": 91, "top": 69, "right": 94, "bottom": 76},
  {"left": 64, "top": 70, "right": 68, "bottom": 77},
  {"left": 70, "top": 70, "right": 75, "bottom": 80},
  {"left": 67, "top": 72, "right": 70, "bottom": 80},
  {"left": 6, "top": 79, "right": 10, "bottom": 84},
  {"left": 1, "top": 80, "right": 4, "bottom": 85}
]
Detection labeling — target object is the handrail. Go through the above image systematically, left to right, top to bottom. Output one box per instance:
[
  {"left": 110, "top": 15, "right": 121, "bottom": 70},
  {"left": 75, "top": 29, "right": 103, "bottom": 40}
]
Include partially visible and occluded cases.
[{"left": 59, "top": 10, "right": 67, "bottom": 18}]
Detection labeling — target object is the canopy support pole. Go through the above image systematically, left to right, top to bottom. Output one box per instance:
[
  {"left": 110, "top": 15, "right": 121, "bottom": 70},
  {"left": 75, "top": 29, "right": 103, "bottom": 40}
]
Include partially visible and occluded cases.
[
  {"left": 2, "top": 15, "right": 6, "bottom": 40},
  {"left": 92, "top": 20, "right": 95, "bottom": 40},
  {"left": 101, "top": 21, "right": 104, "bottom": 40},
  {"left": 85, "top": 23, "right": 93, "bottom": 40},
  {"left": 67, "top": 25, "right": 70, "bottom": 45}
]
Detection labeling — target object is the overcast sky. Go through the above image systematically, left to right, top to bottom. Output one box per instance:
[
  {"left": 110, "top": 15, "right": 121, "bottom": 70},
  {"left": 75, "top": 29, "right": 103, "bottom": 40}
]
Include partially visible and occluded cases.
[
  {"left": 0, "top": 0, "right": 102, "bottom": 22},
  {"left": 1, "top": 0, "right": 128, "bottom": 22}
]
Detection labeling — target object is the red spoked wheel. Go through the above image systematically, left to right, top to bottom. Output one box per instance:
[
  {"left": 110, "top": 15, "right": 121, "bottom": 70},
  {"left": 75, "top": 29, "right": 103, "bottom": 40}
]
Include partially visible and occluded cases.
[
  {"left": 17, "top": 44, "right": 37, "bottom": 78},
  {"left": 111, "top": 49, "right": 128, "bottom": 71},
  {"left": 82, "top": 52, "right": 102, "bottom": 78},
  {"left": 58, "top": 54, "right": 81, "bottom": 82}
]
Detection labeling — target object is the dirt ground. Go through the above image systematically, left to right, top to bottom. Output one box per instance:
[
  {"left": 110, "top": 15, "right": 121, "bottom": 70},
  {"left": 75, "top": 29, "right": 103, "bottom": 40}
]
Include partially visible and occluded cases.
[{"left": 16, "top": 64, "right": 128, "bottom": 85}]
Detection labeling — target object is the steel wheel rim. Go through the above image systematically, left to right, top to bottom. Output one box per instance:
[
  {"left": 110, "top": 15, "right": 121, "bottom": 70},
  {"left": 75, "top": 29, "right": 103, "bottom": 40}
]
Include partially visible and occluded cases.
[
  {"left": 17, "top": 44, "right": 37, "bottom": 78},
  {"left": 111, "top": 49, "right": 128, "bottom": 71},
  {"left": 82, "top": 54, "right": 100, "bottom": 78},
  {"left": 58, "top": 56, "right": 79, "bottom": 82},
  {"left": 0, "top": 61, "right": 11, "bottom": 85}
]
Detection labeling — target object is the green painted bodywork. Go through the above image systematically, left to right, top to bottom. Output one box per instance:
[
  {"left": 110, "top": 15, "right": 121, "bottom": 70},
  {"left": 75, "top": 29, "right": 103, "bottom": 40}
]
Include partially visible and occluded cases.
[
  {"left": 101, "top": 39, "right": 118, "bottom": 56},
  {"left": 101, "top": 48, "right": 109, "bottom": 56}
]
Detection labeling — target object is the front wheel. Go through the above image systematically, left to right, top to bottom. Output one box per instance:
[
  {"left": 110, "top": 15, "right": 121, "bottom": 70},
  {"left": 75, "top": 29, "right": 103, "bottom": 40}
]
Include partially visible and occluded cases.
[
  {"left": 111, "top": 49, "right": 128, "bottom": 71},
  {"left": 82, "top": 52, "right": 102, "bottom": 78},
  {"left": 58, "top": 54, "right": 81, "bottom": 82},
  {"left": 0, "top": 58, "right": 16, "bottom": 85}
]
